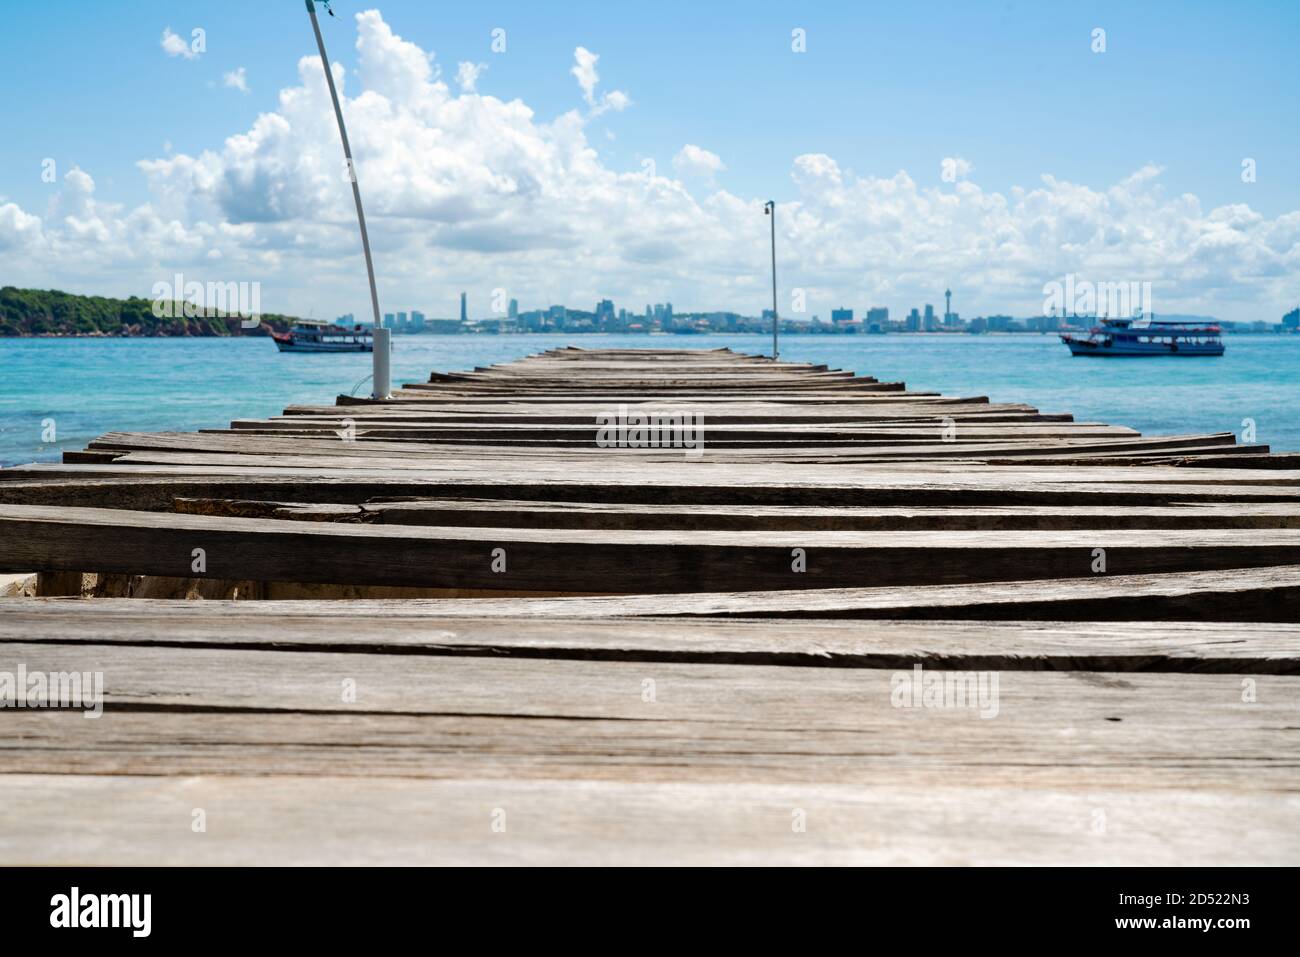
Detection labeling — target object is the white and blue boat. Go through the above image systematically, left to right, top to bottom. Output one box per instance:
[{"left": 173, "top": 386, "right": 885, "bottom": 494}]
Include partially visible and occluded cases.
[
  {"left": 1060, "top": 317, "right": 1224, "bottom": 357},
  {"left": 272, "top": 319, "right": 374, "bottom": 353}
]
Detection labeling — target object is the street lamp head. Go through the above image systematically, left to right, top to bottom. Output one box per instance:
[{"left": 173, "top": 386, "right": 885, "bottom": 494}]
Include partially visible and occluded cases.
[{"left": 763, "top": 200, "right": 774, "bottom": 214}]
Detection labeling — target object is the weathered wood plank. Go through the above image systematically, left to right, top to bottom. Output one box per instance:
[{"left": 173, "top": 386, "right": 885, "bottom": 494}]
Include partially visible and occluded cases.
[
  {"left": 84, "top": 428, "right": 1250, "bottom": 461},
  {"left": 14, "top": 459, "right": 1297, "bottom": 487},
  {"left": 7, "top": 473, "right": 1300, "bottom": 516},
  {"left": 358, "top": 498, "right": 1300, "bottom": 531},
  {"left": 7, "top": 504, "right": 1300, "bottom": 592},
  {"left": 84, "top": 565, "right": 1286, "bottom": 619},
  {"left": 5, "top": 602, "right": 1298, "bottom": 671},
  {"left": 1, "top": 654, "right": 1295, "bottom": 793},
  {"left": 3, "top": 773, "right": 1288, "bottom": 865}
]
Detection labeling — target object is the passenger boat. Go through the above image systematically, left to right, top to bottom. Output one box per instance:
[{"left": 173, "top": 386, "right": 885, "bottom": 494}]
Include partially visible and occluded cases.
[
  {"left": 1060, "top": 317, "right": 1224, "bottom": 357},
  {"left": 271, "top": 320, "right": 374, "bottom": 353}
]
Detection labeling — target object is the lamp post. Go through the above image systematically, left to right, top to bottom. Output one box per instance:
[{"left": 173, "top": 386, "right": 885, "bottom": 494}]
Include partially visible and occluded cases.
[
  {"left": 304, "top": 0, "right": 389, "bottom": 398},
  {"left": 763, "top": 200, "right": 778, "bottom": 360}
]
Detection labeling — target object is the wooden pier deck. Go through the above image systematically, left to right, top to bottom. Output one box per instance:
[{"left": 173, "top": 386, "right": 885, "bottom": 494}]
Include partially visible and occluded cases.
[{"left": 2, "top": 346, "right": 1298, "bottom": 865}]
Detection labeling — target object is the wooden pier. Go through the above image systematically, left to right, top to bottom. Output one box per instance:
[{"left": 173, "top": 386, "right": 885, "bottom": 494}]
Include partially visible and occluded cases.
[{"left": 1, "top": 346, "right": 1298, "bottom": 864}]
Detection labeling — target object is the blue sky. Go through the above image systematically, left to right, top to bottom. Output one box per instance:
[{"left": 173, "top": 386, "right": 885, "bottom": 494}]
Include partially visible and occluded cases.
[{"left": 1, "top": 0, "right": 1297, "bottom": 320}]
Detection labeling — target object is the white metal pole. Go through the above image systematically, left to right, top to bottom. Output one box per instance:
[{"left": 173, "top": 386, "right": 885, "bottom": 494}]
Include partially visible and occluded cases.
[
  {"left": 304, "top": 0, "right": 388, "bottom": 399},
  {"left": 765, "top": 200, "right": 779, "bottom": 360},
  {"left": 371, "top": 327, "right": 391, "bottom": 398}
]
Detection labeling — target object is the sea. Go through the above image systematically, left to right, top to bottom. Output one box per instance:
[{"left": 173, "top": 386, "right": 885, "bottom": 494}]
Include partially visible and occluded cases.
[{"left": 2, "top": 333, "right": 1297, "bottom": 466}]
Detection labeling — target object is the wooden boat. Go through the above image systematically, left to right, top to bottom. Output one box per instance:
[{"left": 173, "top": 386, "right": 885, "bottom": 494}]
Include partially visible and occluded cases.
[
  {"left": 1060, "top": 317, "right": 1224, "bottom": 356},
  {"left": 271, "top": 319, "right": 374, "bottom": 353}
]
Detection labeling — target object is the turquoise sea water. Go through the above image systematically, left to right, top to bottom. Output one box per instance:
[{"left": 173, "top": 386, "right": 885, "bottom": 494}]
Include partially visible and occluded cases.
[{"left": 2, "top": 333, "right": 1297, "bottom": 466}]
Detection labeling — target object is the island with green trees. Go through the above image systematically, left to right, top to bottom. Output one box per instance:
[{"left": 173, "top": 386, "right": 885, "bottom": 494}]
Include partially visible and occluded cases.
[{"left": 0, "top": 287, "right": 297, "bottom": 337}]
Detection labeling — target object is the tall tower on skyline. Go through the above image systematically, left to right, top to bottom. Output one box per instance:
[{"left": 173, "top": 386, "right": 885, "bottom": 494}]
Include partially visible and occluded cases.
[
  {"left": 945, "top": 288, "right": 952, "bottom": 321},
  {"left": 459, "top": 291, "right": 467, "bottom": 323}
]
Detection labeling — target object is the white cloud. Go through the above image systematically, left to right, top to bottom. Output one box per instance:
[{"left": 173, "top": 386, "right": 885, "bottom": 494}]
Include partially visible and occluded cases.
[
  {"left": 356, "top": 10, "right": 436, "bottom": 102},
  {"left": 5, "top": 11, "right": 1296, "bottom": 324},
  {"left": 160, "top": 27, "right": 197, "bottom": 60},
  {"left": 570, "top": 46, "right": 628, "bottom": 117},
  {"left": 571, "top": 47, "right": 599, "bottom": 104},
  {"left": 456, "top": 61, "right": 486, "bottom": 93},
  {"left": 222, "top": 66, "right": 249, "bottom": 94},
  {"left": 223, "top": 67, "right": 249, "bottom": 94},
  {"left": 593, "top": 89, "right": 631, "bottom": 116},
  {"left": 674, "top": 144, "right": 725, "bottom": 179},
  {"left": 793, "top": 153, "right": 842, "bottom": 190},
  {"left": 50, "top": 166, "right": 97, "bottom": 219},
  {"left": 0, "top": 203, "right": 42, "bottom": 252}
]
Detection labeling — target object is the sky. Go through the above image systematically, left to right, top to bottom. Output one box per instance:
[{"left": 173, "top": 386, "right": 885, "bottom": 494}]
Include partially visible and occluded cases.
[{"left": 0, "top": 0, "right": 1297, "bottom": 322}]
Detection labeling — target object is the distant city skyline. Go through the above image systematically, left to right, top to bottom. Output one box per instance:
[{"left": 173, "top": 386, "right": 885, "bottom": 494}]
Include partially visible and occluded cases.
[
  {"left": 2, "top": 2, "right": 1297, "bottom": 323},
  {"left": 356, "top": 289, "right": 1297, "bottom": 335}
]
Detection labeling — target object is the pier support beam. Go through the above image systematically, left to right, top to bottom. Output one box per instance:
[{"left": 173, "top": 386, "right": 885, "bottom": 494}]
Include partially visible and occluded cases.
[{"left": 35, "top": 570, "right": 84, "bottom": 597}]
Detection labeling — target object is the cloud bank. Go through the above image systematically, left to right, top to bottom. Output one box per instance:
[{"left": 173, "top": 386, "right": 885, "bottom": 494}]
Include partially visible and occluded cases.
[{"left": 4, "top": 9, "right": 1297, "bottom": 322}]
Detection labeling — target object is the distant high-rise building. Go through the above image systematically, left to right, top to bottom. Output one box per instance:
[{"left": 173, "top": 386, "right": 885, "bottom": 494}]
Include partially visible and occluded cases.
[
  {"left": 944, "top": 288, "right": 952, "bottom": 322},
  {"left": 460, "top": 292, "right": 468, "bottom": 323},
  {"left": 508, "top": 298, "right": 519, "bottom": 320},
  {"left": 596, "top": 299, "right": 615, "bottom": 324},
  {"left": 923, "top": 303, "right": 937, "bottom": 331},
  {"left": 866, "top": 307, "right": 889, "bottom": 325},
  {"left": 831, "top": 308, "right": 854, "bottom": 325},
  {"left": 906, "top": 308, "right": 921, "bottom": 332},
  {"left": 410, "top": 310, "right": 425, "bottom": 333},
  {"left": 382, "top": 312, "right": 397, "bottom": 330},
  {"left": 336, "top": 313, "right": 355, "bottom": 327}
]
